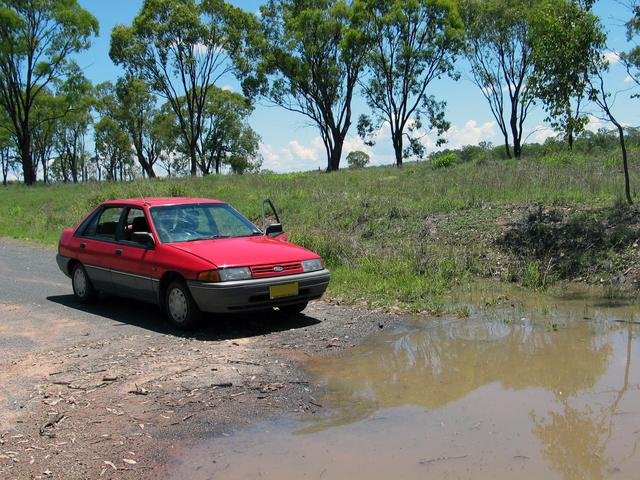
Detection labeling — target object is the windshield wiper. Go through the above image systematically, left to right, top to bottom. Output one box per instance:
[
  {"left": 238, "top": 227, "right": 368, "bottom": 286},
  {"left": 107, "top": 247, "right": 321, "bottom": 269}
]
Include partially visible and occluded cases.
[{"left": 185, "top": 235, "right": 230, "bottom": 242}]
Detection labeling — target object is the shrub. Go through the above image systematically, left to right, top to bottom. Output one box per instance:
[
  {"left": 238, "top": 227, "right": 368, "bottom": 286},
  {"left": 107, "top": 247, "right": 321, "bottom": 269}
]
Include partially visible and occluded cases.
[{"left": 430, "top": 151, "right": 458, "bottom": 169}]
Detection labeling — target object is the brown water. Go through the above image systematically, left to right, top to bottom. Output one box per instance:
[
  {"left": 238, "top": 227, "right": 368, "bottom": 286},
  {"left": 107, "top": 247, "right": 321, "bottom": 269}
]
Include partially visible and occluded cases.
[{"left": 167, "top": 283, "right": 640, "bottom": 479}]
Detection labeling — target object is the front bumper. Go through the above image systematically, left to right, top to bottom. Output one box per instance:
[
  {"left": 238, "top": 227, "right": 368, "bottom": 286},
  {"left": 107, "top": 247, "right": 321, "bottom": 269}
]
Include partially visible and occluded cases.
[{"left": 187, "top": 269, "right": 330, "bottom": 313}]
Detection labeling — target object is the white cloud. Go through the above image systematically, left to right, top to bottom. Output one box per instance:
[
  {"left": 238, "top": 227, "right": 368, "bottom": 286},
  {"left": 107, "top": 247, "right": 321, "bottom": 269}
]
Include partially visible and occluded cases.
[
  {"left": 603, "top": 51, "right": 620, "bottom": 65},
  {"left": 624, "top": 75, "right": 634, "bottom": 83},
  {"left": 221, "top": 85, "right": 235, "bottom": 92},
  {"left": 585, "top": 114, "right": 608, "bottom": 132},
  {"left": 417, "top": 119, "right": 498, "bottom": 152},
  {"left": 444, "top": 120, "right": 498, "bottom": 148},
  {"left": 259, "top": 139, "right": 324, "bottom": 172},
  {"left": 285, "top": 139, "right": 318, "bottom": 162}
]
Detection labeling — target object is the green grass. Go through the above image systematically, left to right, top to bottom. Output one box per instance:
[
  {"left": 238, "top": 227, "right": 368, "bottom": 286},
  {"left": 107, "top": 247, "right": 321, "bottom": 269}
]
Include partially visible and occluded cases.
[{"left": 1, "top": 157, "right": 637, "bottom": 313}]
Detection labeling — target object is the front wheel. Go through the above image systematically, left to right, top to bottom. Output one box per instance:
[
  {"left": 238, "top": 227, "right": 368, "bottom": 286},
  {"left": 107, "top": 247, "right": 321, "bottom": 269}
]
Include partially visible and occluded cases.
[
  {"left": 71, "top": 263, "right": 97, "bottom": 304},
  {"left": 165, "top": 280, "right": 202, "bottom": 330},
  {"left": 278, "top": 302, "right": 308, "bottom": 315}
]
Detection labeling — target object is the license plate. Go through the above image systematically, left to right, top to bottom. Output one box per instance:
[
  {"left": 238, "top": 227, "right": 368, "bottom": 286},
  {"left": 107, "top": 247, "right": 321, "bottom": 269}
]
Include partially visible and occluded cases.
[{"left": 270, "top": 282, "right": 299, "bottom": 299}]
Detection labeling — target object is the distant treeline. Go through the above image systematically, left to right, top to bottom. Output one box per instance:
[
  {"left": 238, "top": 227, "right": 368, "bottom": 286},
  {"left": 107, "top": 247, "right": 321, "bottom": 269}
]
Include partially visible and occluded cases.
[{"left": 0, "top": 0, "right": 638, "bottom": 203}]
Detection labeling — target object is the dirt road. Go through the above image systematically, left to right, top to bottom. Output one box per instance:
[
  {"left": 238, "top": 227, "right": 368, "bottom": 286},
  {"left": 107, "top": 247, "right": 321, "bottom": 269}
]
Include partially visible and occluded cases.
[{"left": 0, "top": 238, "right": 395, "bottom": 479}]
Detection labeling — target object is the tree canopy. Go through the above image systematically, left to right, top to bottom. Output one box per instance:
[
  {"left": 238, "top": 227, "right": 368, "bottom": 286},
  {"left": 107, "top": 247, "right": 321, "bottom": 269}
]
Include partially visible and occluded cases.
[
  {"left": 0, "top": 0, "right": 98, "bottom": 184},
  {"left": 110, "top": 0, "right": 253, "bottom": 176},
  {"left": 241, "top": 0, "right": 369, "bottom": 172},
  {"left": 357, "top": 0, "right": 464, "bottom": 167},
  {"left": 461, "top": 0, "right": 536, "bottom": 159},
  {"left": 529, "top": 0, "right": 606, "bottom": 148}
]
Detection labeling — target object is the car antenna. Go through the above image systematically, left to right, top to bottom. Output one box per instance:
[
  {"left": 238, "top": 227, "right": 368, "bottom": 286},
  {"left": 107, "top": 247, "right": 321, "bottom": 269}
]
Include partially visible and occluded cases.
[{"left": 135, "top": 182, "right": 149, "bottom": 207}]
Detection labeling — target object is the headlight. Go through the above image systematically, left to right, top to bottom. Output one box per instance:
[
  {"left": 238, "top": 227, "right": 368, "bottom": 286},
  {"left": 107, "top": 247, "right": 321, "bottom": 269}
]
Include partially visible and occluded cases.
[
  {"left": 301, "top": 258, "right": 324, "bottom": 272},
  {"left": 197, "top": 267, "right": 252, "bottom": 282},
  {"left": 218, "top": 267, "right": 252, "bottom": 281}
]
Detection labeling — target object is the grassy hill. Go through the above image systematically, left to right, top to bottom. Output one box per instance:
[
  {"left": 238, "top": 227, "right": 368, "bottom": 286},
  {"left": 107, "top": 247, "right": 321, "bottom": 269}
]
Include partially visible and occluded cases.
[{"left": 2, "top": 157, "right": 639, "bottom": 312}]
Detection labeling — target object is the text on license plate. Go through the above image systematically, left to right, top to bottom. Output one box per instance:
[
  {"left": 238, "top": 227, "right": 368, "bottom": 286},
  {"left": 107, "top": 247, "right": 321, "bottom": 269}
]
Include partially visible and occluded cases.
[{"left": 270, "top": 282, "right": 299, "bottom": 299}]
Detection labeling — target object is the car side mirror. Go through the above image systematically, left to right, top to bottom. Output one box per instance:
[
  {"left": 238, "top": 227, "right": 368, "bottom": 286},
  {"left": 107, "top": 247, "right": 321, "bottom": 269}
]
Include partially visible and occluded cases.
[
  {"left": 265, "top": 223, "right": 284, "bottom": 237},
  {"left": 132, "top": 232, "right": 155, "bottom": 248}
]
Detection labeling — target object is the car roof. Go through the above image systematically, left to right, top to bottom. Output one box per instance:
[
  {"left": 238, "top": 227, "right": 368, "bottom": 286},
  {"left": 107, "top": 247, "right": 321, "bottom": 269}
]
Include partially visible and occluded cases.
[{"left": 102, "top": 197, "right": 226, "bottom": 208}]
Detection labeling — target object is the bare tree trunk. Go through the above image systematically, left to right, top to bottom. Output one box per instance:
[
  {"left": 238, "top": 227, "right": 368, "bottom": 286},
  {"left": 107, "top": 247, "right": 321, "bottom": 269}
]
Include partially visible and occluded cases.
[
  {"left": 614, "top": 122, "right": 632, "bottom": 205},
  {"left": 19, "top": 131, "right": 36, "bottom": 185},
  {"left": 392, "top": 131, "right": 403, "bottom": 167},
  {"left": 326, "top": 135, "right": 345, "bottom": 172},
  {"left": 503, "top": 135, "right": 512, "bottom": 159},
  {"left": 189, "top": 147, "right": 197, "bottom": 176}
]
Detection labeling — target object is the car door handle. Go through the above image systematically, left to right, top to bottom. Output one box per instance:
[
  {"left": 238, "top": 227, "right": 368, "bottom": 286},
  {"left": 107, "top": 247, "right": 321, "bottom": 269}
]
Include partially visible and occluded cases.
[
  {"left": 79, "top": 242, "right": 86, "bottom": 249},
  {"left": 115, "top": 249, "right": 123, "bottom": 256}
]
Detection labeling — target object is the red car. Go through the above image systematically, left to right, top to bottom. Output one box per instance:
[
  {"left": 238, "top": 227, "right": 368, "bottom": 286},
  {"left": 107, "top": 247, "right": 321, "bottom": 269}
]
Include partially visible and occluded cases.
[{"left": 56, "top": 197, "right": 330, "bottom": 329}]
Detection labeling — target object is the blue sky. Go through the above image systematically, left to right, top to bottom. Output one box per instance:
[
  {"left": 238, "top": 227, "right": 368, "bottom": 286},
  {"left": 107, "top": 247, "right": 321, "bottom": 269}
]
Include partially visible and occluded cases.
[{"left": 75, "top": 0, "right": 638, "bottom": 173}]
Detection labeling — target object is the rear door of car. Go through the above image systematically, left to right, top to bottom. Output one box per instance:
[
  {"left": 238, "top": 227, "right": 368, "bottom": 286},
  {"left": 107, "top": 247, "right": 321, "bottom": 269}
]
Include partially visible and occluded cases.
[
  {"left": 75, "top": 205, "right": 126, "bottom": 292},
  {"left": 109, "top": 206, "right": 156, "bottom": 301}
]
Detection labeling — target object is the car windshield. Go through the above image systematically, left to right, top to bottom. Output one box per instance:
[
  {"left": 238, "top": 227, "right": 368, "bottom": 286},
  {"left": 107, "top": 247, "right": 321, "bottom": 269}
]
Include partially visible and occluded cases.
[{"left": 149, "top": 203, "right": 262, "bottom": 243}]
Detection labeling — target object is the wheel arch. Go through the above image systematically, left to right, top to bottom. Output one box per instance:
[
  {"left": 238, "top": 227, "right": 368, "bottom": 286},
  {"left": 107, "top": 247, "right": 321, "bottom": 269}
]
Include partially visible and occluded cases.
[
  {"left": 67, "top": 258, "right": 80, "bottom": 277},
  {"left": 158, "top": 271, "right": 186, "bottom": 307}
]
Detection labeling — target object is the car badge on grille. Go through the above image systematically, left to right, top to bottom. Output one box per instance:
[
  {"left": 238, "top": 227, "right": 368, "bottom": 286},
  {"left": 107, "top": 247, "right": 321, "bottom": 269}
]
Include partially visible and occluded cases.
[{"left": 273, "top": 266, "right": 284, "bottom": 272}]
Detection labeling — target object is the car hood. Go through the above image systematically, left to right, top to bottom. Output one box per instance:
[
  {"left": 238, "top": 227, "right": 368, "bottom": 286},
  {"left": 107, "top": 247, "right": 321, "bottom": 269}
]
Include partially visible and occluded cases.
[{"left": 166, "top": 235, "right": 319, "bottom": 268}]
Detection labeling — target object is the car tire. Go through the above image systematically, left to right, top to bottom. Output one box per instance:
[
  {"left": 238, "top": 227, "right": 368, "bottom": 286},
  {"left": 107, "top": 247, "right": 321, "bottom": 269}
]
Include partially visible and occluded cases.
[
  {"left": 71, "top": 263, "right": 97, "bottom": 304},
  {"left": 165, "top": 280, "right": 202, "bottom": 330},
  {"left": 278, "top": 302, "right": 308, "bottom": 315}
]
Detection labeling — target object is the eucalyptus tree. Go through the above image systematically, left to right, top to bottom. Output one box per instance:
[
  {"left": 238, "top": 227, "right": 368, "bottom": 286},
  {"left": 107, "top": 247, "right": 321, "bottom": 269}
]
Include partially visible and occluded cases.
[
  {"left": 0, "top": 0, "right": 98, "bottom": 184},
  {"left": 110, "top": 0, "right": 252, "bottom": 177},
  {"left": 242, "top": 0, "right": 369, "bottom": 171},
  {"left": 357, "top": 0, "right": 464, "bottom": 167},
  {"left": 461, "top": 0, "right": 536, "bottom": 158},
  {"left": 529, "top": 0, "right": 605, "bottom": 149},
  {"left": 620, "top": 3, "right": 640, "bottom": 88},
  {"left": 589, "top": 64, "right": 634, "bottom": 205},
  {"left": 53, "top": 65, "right": 94, "bottom": 183},
  {"left": 96, "top": 76, "right": 162, "bottom": 178},
  {"left": 160, "top": 87, "right": 260, "bottom": 175},
  {"left": 200, "top": 87, "right": 260, "bottom": 174},
  {"left": 30, "top": 91, "right": 60, "bottom": 183},
  {"left": 154, "top": 103, "right": 186, "bottom": 177},
  {"left": 0, "top": 113, "right": 15, "bottom": 185},
  {"left": 94, "top": 117, "right": 133, "bottom": 182},
  {"left": 346, "top": 150, "right": 369, "bottom": 168}
]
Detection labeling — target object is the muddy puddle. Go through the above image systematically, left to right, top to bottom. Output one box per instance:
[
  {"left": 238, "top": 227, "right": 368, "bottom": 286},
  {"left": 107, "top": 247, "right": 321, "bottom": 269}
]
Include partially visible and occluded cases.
[{"left": 166, "top": 283, "right": 640, "bottom": 479}]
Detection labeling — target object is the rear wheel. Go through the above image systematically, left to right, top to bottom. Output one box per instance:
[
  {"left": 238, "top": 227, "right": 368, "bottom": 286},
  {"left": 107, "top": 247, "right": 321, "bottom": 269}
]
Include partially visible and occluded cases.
[
  {"left": 71, "top": 263, "right": 97, "bottom": 304},
  {"left": 165, "top": 280, "right": 202, "bottom": 330},
  {"left": 278, "top": 302, "right": 308, "bottom": 315}
]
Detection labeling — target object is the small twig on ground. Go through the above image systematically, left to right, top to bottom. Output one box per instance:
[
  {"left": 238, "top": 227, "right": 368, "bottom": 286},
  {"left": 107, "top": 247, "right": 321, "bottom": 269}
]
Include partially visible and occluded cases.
[{"left": 419, "top": 455, "right": 467, "bottom": 465}]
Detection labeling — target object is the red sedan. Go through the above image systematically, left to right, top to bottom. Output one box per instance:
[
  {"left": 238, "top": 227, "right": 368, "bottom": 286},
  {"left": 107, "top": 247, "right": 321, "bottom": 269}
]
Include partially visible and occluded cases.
[{"left": 56, "top": 197, "right": 330, "bottom": 329}]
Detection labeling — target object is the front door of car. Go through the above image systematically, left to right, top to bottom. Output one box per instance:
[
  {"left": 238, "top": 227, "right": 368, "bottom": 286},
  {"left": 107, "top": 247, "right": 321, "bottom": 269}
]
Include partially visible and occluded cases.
[
  {"left": 77, "top": 205, "right": 125, "bottom": 292},
  {"left": 109, "top": 207, "right": 155, "bottom": 301}
]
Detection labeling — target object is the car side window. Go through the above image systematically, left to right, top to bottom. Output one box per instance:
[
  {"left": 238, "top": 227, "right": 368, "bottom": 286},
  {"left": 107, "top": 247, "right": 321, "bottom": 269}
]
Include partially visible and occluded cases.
[
  {"left": 91, "top": 207, "right": 124, "bottom": 240},
  {"left": 121, "top": 208, "right": 149, "bottom": 242},
  {"left": 80, "top": 211, "right": 101, "bottom": 237}
]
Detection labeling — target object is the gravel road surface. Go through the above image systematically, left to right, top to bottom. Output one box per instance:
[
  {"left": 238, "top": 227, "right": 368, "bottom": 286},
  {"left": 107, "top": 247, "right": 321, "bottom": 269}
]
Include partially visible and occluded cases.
[{"left": 0, "top": 238, "right": 397, "bottom": 479}]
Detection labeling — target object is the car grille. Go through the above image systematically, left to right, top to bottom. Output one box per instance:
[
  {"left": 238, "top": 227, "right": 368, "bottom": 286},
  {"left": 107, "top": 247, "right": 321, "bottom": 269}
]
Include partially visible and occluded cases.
[{"left": 250, "top": 261, "right": 303, "bottom": 279}]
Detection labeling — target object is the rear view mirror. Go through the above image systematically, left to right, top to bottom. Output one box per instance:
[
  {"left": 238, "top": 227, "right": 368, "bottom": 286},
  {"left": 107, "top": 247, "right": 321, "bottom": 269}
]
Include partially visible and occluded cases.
[
  {"left": 261, "top": 199, "right": 284, "bottom": 236},
  {"left": 265, "top": 223, "right": 284, "bottom": 237},
  {"left": 132, "top": 232, "right": 155, "bottom": 248}
]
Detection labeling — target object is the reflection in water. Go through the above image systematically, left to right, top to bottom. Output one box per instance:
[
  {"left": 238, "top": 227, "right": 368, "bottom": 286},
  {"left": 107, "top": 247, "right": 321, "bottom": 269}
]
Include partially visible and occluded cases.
[
  {"left": 166, "top": 284, "right": 640, "bottom": 480},
  {"left": 304, "top": 320, "right": 611, "bottom": 432},
  {"left": 531, "top": 325, "right": 636, "bottom": 480}
]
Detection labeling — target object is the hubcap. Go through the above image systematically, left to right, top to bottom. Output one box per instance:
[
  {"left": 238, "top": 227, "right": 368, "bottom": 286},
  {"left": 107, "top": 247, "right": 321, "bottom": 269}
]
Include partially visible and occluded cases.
[
  {"left": 73, "top": 267, "right": 87, "bottom": 297},
  {"left": 168, "top": 287, "right": 188, "bottom": 323}
]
